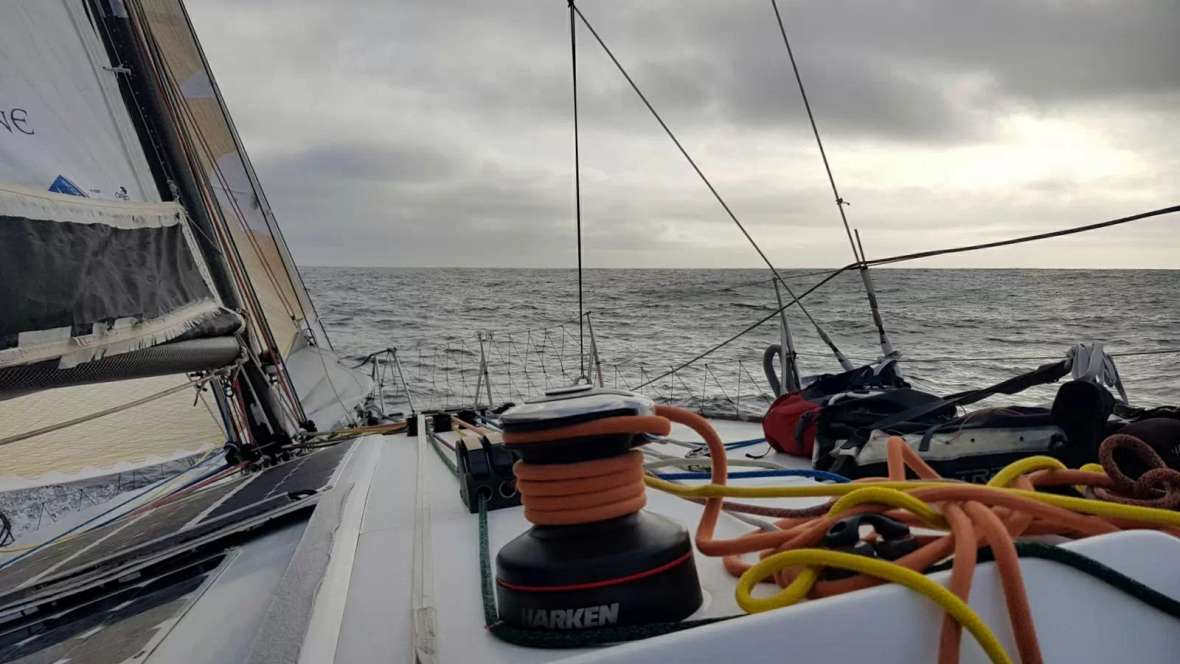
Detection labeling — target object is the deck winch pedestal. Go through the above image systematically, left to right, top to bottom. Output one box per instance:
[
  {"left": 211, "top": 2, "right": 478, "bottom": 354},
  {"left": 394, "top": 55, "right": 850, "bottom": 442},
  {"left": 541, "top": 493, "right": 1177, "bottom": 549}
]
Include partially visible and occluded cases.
[{"left": 495, "top": 385, "right": 703, "bottom": 630}]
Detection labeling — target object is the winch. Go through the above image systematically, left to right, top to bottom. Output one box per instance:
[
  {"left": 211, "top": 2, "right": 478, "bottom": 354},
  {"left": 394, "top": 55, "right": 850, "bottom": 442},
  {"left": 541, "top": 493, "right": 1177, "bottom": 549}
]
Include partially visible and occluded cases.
[{"left": 495, "top": 385, "right": 703, "bottom": 630}]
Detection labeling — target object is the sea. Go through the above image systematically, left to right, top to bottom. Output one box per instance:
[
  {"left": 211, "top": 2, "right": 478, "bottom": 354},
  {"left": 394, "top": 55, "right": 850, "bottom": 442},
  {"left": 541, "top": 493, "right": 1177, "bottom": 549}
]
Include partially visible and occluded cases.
[
  {"left": 302, "top": 267, "right": 1180, "bottom": 415},
  {"left": 4, "top": 268, "right": 1177, "bottom": 539}
]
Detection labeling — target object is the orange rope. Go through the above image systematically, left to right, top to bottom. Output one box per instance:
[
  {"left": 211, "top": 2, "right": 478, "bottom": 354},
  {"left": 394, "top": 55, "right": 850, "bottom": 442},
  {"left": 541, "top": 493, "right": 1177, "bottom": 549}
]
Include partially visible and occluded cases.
[
  {"left": 502, "top": 403, "right": 1179, "bottom": 663},
  {"left": 650, "top": 405, "right": 1180, "bottom": 664},
  {"left": 504, "top": 415, "right": 669, "bottom": 526},
  {"left": 515, "top": 452, "right": 647, "bottom": 525}
]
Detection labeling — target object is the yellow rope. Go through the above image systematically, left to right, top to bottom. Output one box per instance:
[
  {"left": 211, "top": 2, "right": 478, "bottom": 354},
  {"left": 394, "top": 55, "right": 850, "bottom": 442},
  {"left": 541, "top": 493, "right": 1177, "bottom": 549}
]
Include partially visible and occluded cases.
[
  {"left": 645, "top": 440, "right": 1180, "bottom": 664},
  {"left": 986, "top": 455, "right": 1065, "bottom": 488},
  {"left": 645, "top": 462, "right": 1180, "bottom": 531},
  {"left": 644, "top": 475, "right": 951, "bottom": 498},
  {"left": 828, "top": 486, "right": 946, "bottom": 528},
  {"left": 734, "top": 549, "right": 1014, "bottom": 664}
]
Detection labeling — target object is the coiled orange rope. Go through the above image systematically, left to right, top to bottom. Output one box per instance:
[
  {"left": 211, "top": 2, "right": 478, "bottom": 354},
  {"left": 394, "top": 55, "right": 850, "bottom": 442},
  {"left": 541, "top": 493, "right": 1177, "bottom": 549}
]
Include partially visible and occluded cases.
[{"left": 504, "top": 414, "right": 670, "bottom": 526}]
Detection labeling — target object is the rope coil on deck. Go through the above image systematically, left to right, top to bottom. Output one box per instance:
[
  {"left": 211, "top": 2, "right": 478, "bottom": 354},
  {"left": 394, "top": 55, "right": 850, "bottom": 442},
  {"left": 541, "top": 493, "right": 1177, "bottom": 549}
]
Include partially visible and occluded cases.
[
  {"left": 637, "top": 411, "right": 1180, "bottom": 664},
  {"left": 503, "top": 414, "right": 670, "bottom": 526}
]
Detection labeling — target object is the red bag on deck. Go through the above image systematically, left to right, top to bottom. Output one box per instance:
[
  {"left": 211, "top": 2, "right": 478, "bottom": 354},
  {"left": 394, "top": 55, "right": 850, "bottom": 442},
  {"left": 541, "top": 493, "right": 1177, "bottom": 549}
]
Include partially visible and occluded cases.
[{"left": 762, "top": 391, "right": 823, "bottom": 458}]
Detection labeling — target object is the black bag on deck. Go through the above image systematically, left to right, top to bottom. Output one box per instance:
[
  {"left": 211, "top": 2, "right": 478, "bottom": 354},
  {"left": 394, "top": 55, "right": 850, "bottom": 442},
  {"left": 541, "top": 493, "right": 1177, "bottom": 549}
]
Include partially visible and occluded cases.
[
  {"left": 814, "top": 371, "right": 1117, "bottom": 482},
  {"left": 812, "top": 388, "right": 955, "bottom": 463}
]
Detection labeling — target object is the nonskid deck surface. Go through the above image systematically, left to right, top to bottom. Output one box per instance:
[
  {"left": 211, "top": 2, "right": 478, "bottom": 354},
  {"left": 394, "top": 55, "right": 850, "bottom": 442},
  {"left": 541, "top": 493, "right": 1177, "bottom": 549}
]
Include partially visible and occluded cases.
[{"left": 311, "top": 421, "right": 1180, "bottom": 664}]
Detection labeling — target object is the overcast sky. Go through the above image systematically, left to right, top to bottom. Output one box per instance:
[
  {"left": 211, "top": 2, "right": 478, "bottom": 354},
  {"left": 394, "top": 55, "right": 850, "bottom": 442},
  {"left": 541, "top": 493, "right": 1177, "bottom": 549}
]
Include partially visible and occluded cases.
[{"left": 188, "top": 0, "right": 1180, "bottom": 269}]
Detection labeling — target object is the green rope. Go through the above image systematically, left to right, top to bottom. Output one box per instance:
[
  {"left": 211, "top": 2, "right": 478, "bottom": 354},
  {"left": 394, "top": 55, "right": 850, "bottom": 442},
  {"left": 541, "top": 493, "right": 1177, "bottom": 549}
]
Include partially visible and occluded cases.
[
  {"left": 429, "top": 433, "right": 458, "bottom": 476},
  {"left": 479, "top": 494, "right": 499, "bottom": 626},
  {"left": 476, "top": 496, "right": 735, "bottom": 648},
  {"left": 923, "top": 541, "right": 1180, "bottom": 618},
  {"left": 1013, "top": 541, "right": 1180, "bottom": 617}
]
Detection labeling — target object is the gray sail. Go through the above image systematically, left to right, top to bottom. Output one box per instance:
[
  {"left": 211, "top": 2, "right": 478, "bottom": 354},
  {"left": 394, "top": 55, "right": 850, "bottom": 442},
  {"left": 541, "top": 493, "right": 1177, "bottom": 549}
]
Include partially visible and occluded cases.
[{"left": 0, "top": 184, "right": 242, "bottom": 377}]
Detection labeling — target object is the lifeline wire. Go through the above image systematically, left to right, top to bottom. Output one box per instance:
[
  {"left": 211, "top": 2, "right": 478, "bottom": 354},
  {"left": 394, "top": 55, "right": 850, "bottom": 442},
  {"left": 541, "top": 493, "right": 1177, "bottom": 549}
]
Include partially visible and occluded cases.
[{"left": 864, "top": 204, "right": 1180, "bottom": 268}]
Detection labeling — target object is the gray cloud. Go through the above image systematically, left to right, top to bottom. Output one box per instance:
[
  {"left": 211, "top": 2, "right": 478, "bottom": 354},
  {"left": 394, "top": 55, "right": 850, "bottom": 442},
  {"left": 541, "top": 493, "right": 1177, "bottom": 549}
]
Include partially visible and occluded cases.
[
  {"left": 190, "top": 0, "right": 1180, "bottom": 269},
  {"left": 264, "top": 141, "right": 461, "bottom": 183}
]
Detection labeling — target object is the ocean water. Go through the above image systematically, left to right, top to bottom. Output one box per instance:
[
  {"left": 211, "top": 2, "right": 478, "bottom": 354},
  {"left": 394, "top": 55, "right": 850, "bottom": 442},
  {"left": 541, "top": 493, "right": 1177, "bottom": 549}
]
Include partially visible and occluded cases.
[{"left": 302, "top": 268, "right": 1180, "bottom": 414}]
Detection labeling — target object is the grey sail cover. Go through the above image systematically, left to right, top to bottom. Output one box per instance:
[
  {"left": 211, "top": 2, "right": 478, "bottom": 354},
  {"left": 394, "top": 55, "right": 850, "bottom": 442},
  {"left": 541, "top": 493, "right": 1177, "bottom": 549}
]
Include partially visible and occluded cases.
[{"left": 0, "top": 183, "right": 242, "bottom": 371}]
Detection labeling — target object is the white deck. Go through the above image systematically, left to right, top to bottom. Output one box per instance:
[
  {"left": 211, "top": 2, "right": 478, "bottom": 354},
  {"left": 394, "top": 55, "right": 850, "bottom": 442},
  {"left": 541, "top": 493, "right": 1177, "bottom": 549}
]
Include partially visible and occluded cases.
[{"left": 173, "top": 418, "right": 1180, "bottom": 663}]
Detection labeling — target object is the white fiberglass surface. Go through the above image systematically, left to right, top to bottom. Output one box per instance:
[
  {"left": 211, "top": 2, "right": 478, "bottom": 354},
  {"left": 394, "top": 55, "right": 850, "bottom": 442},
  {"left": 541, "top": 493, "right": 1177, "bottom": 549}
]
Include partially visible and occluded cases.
[{"left": 319, "top": 422, "right": 1180, "bottom": 664}]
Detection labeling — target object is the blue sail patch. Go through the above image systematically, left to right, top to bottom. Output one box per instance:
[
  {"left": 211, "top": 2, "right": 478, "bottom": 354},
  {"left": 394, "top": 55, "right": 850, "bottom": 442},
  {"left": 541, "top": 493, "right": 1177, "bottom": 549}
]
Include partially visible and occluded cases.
[{"left": 48, "top": 175, "right": 87, "bottom": 197}]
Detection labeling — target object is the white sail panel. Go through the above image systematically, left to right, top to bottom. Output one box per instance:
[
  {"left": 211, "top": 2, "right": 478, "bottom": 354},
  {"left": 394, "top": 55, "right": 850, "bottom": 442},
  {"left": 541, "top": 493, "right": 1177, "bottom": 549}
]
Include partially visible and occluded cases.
[
  {"left": 0, "top": 0, "right": 159, "bottom": 202},
  {"left": 130, "top": 0, "right": 373, "bottom": 428},
  {"left": 0, "top": 374, "right": 224, "bottom": 482}
]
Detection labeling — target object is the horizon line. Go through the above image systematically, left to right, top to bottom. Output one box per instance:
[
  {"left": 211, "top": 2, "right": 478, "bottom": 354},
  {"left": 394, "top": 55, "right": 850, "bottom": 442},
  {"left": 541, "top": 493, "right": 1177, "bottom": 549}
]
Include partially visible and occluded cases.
[{"left": 298, "top": 264, "right": 1180, "bottom": 271}]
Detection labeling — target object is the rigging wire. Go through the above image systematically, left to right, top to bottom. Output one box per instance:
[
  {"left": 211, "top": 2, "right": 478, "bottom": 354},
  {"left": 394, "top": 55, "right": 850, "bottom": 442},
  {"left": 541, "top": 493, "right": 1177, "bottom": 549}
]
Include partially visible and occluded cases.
[
  {"left": 174, "top": 0, "right": 337, "bottom": 353},
  {"left": 569, "top": 0, "right": 586, "bottom": 380},
  {"left": 768, "top": 0, "right": 895, "bottom": 359},
  {"left": 769, "top": 0, "right": 858, "bottom": 263},
  {"left": 127, "top": 1, "right": 304, "bottom": 422},
  {"left": 128, "top": 1, "right": 310, "bottom": 424},
  {"left": 566, "top": 1, "right": 851, "bottom": 367},
  {"left": 631, "top": 199, "right": 1180, "bottom": 387},
  {"left": 863, "top": 204, "right": 1180, "bottom": 268},
  {"left": 633, "top": 267, "right": 846, "bottom": 389},
  {"left": 372, "top": 269, "right": 844, "bottom": 347},
  {"left": 0, "top": 375, "right": 220, "bottom": 450}
]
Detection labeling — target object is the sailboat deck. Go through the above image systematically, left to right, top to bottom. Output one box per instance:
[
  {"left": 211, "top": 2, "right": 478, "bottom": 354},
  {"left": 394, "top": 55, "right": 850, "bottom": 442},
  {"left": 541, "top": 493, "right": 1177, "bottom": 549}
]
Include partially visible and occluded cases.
[{"left": 288, "top": 419, "right": 1180, "bottom": 664}]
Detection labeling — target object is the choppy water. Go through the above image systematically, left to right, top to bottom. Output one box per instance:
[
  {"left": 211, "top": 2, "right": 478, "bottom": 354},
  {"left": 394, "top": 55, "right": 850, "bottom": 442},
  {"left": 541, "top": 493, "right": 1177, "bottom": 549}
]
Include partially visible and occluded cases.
[{"left": 303, "top": 268, "right": 1180, "bottom": 414}]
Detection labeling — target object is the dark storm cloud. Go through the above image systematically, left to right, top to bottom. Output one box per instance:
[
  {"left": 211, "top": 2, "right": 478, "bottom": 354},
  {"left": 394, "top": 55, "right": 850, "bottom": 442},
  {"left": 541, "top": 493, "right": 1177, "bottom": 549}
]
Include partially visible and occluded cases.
[
  {"left": 189, "top": 0, "right": 1180, "bottom": 268},
  {"left": 385, "top": 0, "right": 1180, "bottom": 138}
]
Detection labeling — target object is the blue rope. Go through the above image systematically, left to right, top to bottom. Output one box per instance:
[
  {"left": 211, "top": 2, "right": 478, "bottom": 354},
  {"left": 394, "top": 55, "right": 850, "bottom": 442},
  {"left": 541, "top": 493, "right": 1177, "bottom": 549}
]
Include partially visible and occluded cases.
[
  {"left": 724, "top": 437, "right": 767, "bottom": 450},
  {"left": 655, "top": 468, "right": 850, "bottom": 483}
]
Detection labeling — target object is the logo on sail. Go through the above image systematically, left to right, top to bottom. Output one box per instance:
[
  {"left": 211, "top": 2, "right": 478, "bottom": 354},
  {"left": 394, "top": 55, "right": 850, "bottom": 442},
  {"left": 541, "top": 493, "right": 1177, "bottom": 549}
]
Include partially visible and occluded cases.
[
  {"left": 0, "top": 107, "right": 34, "bottom": 136},
  {"left": 48, "top": 175, "right": 88, "bottom": 197}
]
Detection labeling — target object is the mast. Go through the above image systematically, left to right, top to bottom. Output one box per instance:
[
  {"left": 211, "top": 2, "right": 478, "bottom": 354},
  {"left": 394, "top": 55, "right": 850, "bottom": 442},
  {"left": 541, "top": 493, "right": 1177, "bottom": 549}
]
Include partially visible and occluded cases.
[{"left": 92, "top": 0, "right": 298, "bottom": 451}]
